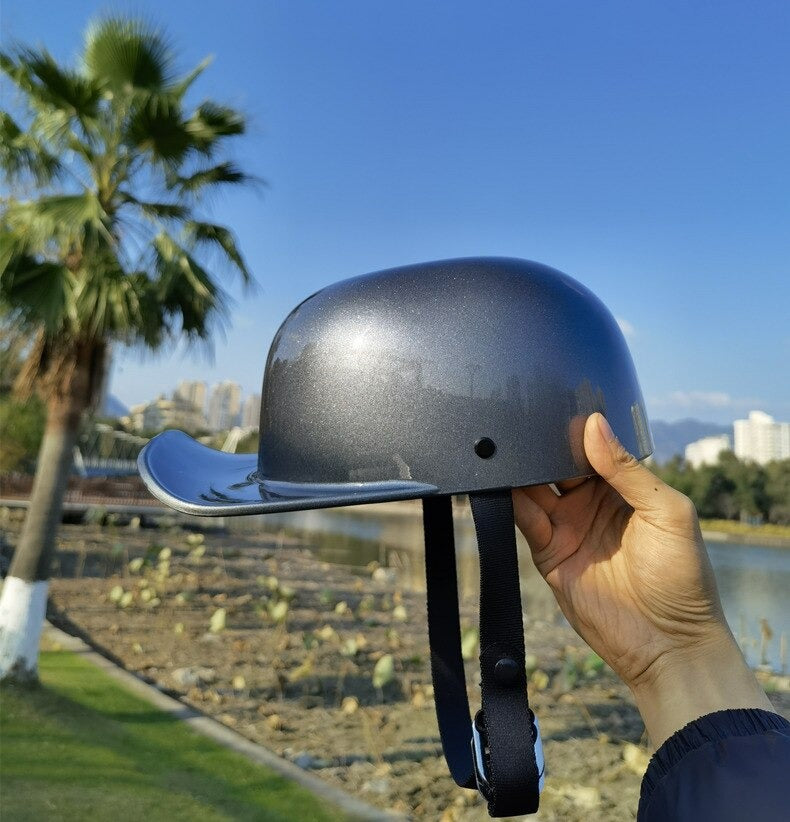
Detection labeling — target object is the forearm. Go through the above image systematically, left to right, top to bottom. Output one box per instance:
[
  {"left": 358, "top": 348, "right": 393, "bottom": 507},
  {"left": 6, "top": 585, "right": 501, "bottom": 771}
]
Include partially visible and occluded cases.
[{"left": 629, "top": 628, "right": 774, "bottom": 748}]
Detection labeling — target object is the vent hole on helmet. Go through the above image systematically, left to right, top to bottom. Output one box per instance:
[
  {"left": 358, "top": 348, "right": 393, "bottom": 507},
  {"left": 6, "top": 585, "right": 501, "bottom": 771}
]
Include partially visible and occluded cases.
[{"left": 474, "top": 437, "right": 496, "bottom": 459}]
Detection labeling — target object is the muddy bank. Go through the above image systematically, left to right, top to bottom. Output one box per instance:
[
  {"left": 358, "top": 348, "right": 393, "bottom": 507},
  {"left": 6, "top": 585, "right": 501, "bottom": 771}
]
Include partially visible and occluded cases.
[{"left": 4, "top": 518, "right": 788, "bottom": 820}]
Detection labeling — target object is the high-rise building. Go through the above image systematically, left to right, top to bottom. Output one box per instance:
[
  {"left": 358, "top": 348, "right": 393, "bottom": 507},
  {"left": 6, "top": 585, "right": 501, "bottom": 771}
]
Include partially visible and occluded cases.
[
  {"left": 174, "top": 380, "right": 207, "bottom": 416},
  {"left": 207, "top": 381, "right": 242, "bottom": 431},
  {"left": 241, "top": 393, "right": 261, "bottom": 428},
  {"left": 125, "top": 394, "right": 206, "bottom": 434},
  {"left": 734, "top": 411, "right": 790, "bottom": 465},
  {"left": 685, "top": 434, "right": 731, "bottom": 468}
]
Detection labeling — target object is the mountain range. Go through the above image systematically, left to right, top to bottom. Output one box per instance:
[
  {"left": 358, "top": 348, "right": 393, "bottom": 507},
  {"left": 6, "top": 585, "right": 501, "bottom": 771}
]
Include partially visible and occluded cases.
[{"left": 101, "top": 394, "right": 129, "bottom": 419}]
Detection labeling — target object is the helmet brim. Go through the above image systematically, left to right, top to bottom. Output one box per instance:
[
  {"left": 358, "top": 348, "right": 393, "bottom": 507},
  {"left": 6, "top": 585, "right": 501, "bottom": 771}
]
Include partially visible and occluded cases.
[{"left": 138, "top": 430, "right": 438, "bottom": 516}]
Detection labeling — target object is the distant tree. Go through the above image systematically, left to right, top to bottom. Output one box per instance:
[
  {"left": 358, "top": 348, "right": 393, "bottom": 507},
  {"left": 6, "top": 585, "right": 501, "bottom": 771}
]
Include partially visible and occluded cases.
[
  {"left": 0, "top": 17, "right": 256, "bottom": 681},
  {"left": 0, "top": 395, "right": 45, "bottom": 472},
  {"left": 718, "top": 451, "right": 769, "bottom": 521},
  {"left": 655, "top": 453, "right": 790, "bottom": 525},
  {"left": 653, "top": 455, "right": 695, "bottom": 498},
  {"left": 764, "top": 459, "right": 790, "bottom": 525},
  {"left": 690, "top": 465, "right": 738, "bottom": 519}
]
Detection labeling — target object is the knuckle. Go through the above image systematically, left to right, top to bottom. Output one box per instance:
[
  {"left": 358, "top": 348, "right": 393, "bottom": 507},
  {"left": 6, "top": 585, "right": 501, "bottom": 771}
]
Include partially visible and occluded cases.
[
  {"left": 614, "top": 444, "right": 639, "bottom": 470},
  {"left": 668, "top": 492, "right": 697, "bottom": 522}
]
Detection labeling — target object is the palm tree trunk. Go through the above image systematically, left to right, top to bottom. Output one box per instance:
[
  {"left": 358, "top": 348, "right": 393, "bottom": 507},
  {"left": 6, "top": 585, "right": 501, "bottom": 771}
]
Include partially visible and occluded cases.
[{"left": 0, "top": 391, "right": 85, "bottom": 682}]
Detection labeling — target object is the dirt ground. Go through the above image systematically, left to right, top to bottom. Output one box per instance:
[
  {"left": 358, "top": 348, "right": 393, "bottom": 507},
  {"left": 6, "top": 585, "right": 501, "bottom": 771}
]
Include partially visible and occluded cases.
[{"left": 3, "top": 513, "right": 788, "bottom": 821}]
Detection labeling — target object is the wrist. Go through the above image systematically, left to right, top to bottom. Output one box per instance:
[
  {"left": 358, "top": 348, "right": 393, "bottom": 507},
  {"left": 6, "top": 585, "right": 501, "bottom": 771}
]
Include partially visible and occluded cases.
[{"left": 629, "top": 627, "right": 773, "bottom": 748}]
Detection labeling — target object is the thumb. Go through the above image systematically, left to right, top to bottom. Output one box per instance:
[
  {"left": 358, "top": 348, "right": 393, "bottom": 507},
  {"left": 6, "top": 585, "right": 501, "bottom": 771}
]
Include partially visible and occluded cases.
[{"left": 584, "top": 412, "right": 686, "bottom": 516}]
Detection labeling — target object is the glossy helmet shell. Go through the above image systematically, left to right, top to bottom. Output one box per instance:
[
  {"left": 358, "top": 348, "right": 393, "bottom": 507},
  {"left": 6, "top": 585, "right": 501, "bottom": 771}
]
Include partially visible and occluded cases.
[{"left": 139, "top": 257, "right": 652, "bottom": 515}]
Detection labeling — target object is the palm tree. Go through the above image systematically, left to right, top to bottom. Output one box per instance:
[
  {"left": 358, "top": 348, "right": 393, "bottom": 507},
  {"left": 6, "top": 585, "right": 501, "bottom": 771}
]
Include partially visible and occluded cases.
[{"left": 0, "top": 17, "right": 256, "bottom": 681}]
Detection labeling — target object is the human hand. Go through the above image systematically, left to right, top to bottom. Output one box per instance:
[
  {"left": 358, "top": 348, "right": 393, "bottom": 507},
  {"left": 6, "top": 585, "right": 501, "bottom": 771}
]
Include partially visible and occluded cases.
[{"left": 513, "top": 412, "right": 772, "bottom": 746}]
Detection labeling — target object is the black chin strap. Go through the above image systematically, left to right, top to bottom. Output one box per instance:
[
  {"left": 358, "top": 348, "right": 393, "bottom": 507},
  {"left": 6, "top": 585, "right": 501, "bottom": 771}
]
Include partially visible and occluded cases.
[{"left": 423, "top": 491, "right": 540, "bottom": 818}]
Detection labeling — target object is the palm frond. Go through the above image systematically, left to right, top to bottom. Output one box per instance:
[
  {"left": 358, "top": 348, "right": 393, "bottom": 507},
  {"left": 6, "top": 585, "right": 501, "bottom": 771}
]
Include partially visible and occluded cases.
[
  {"left": 82, "top": 16, "right": 174, "bottom": 92},
  {"left": 0, "top": 48, "right": 101, "bottom": 124},
  {"left": 170, "top": 55, "right": 213, "bottom": 99},
  {"left": 126, "top": 92, "right": 191, "bottom": 163},
  {"left": 185, "top": 102, "right": 245, "bottom": 155},
  {"left": 0, "top": 112, "right": 63, "bottom": 184},
  {"left": 171, "top": 161, "right": 257, "bottom": 194},
  {"left": 118, "top": 191, "right": 190, "bottom": 222},
  {"left": 3, "top": 192, "right": 112, "bottom": 254},
  {"left": 184, "top": 221, "right": 252, "bottom": 282},
  {"left": 152, "top": 232, "right": 228, "bottom": 339},
  {"left": 0, "top": 248, "right": 73, "bottom": 333},
  {"left": 71, "top": 262, "right": 147, "bottom": 338}
]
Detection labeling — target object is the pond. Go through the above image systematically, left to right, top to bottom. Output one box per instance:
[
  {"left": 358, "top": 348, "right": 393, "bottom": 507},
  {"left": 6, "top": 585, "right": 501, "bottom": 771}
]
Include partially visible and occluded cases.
[{"left": 230, "top": 504, "right": 790, "bottom": 672}]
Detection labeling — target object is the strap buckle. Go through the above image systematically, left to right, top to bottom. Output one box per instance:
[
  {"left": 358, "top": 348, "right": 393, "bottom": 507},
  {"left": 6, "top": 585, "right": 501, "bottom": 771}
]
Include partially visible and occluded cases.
[
  {"left": 471, "top": 709, "right": 546, "bottom": 799},
  {"left": 471, "top": 711, "right": 494, "bottom": 799}
]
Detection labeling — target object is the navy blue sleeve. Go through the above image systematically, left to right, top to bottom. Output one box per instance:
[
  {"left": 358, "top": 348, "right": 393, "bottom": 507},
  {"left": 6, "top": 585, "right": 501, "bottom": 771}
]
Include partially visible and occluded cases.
[{"left": 638, "top": 708, "right": 790, "bottom": 821}]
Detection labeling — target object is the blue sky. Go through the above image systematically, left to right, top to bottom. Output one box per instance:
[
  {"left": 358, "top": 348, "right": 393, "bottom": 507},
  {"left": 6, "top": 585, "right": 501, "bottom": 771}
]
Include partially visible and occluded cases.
[{"left": 3, "top": 1, "right": 789, "bottom": 423}]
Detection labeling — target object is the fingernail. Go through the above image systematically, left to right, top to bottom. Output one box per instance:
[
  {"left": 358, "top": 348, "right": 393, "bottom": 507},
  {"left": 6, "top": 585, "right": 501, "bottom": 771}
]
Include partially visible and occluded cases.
[{"left": 597, "top": 414, "right": 616, "bottom": 443}]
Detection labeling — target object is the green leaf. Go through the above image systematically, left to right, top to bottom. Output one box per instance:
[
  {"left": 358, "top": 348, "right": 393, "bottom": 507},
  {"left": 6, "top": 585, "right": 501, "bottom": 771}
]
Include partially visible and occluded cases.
[
  {"left": 83, "top": 17, "right": 174, "bottom": 91},
  {"left": 0, "top": 47, "right": 101, "bottom": 123},
  {"left": 170, "top": 55, "right": 213, "bottom": 99},
  {"left": 126, "top": 93, "right": 191, "bottom": 162},
  {"left": 185, "top": 102, "right": 245, "bottom": 154},
  {"left": 0, "top": 112, "right": 63, "bottom": 184},
  {"left": 172, "top": 161, "right": 252, "bottom": 194},
  {"left": 3, "top": 192, "right": 112, "bottom": 254},
  {"left": 119, "top": 192, "right": 190, "bottom": 221},
  {"left": 185, "top": 221, "right": 251, "bottom": 281},
  {"left": 152, "top": 232, "right": 226, "bottom": 339},
  {"left": 0, "top": 248, "right": 72, "bottom": 332},
  {"left": 268, "top": 600, "right": 289, "bottom": 624},
  {"left": 209, "top": 607, "right": 226, "bottom": 633},
  {"left": 460, "top": 626, "right": 479, "bottom": 661},
  {"left": 372, "top": 654, "right": 395, "bottom": 690}
]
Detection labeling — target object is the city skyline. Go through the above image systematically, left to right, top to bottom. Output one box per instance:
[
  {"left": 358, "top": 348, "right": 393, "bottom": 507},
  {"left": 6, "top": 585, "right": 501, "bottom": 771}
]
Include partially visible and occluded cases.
[
  {"left": 6, "top": 2, "right": 789, "bottom": 425},
  {"left": 125, "top": 380, "right": 261, "bottom": 433}
]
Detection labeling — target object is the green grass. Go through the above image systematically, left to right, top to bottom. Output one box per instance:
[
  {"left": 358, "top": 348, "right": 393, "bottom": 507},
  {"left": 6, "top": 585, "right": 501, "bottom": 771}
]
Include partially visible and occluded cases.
[
  {"left": 700, "top": 518, "right": 790, "bottom": 541},
  {"left": 0, "top": 650, "right": 349, "bottom": 822}
]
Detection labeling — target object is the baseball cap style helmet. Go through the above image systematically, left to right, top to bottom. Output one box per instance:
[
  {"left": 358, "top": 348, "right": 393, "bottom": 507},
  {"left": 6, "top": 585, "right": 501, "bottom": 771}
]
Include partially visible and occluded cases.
[
  {"left": 139, "top": 257, "right": 653, "bottom": 817},
  {"left": 140, "top": 257, "right": 652, "bottom": 513}
]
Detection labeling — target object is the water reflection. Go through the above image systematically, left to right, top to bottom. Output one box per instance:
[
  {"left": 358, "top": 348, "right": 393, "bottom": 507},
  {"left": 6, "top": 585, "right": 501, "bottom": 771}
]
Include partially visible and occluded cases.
[{"left": 232, "top": 505, "right": 789, "bottom": 672}]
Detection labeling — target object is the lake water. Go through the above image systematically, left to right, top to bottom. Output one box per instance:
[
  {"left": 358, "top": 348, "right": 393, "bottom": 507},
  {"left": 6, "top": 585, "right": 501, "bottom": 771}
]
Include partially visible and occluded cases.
[{"left": 231, "top": 505, "right": 789, "bottom": 672}]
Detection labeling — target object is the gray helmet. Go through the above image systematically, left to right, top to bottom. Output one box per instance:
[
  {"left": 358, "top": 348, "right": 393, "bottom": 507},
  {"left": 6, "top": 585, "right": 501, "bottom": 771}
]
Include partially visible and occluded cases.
[
  {"left": 138, "top": 256, "right": 653, "bottom": 818},
  {"left": 139, "top": 257, "right": 652, "bottom": 513}
]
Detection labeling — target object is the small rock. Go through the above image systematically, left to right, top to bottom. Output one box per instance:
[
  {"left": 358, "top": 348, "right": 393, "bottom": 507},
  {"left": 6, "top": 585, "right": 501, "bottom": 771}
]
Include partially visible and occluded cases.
[
  {"left": 172, "top": 666, "right": 217, "bottom": 688},
  {"left": 294, "top": 751, "right": 316, "bottom": 769},
  {"left": 361, "top": 778, "right": 390, "bottom": 795}
]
